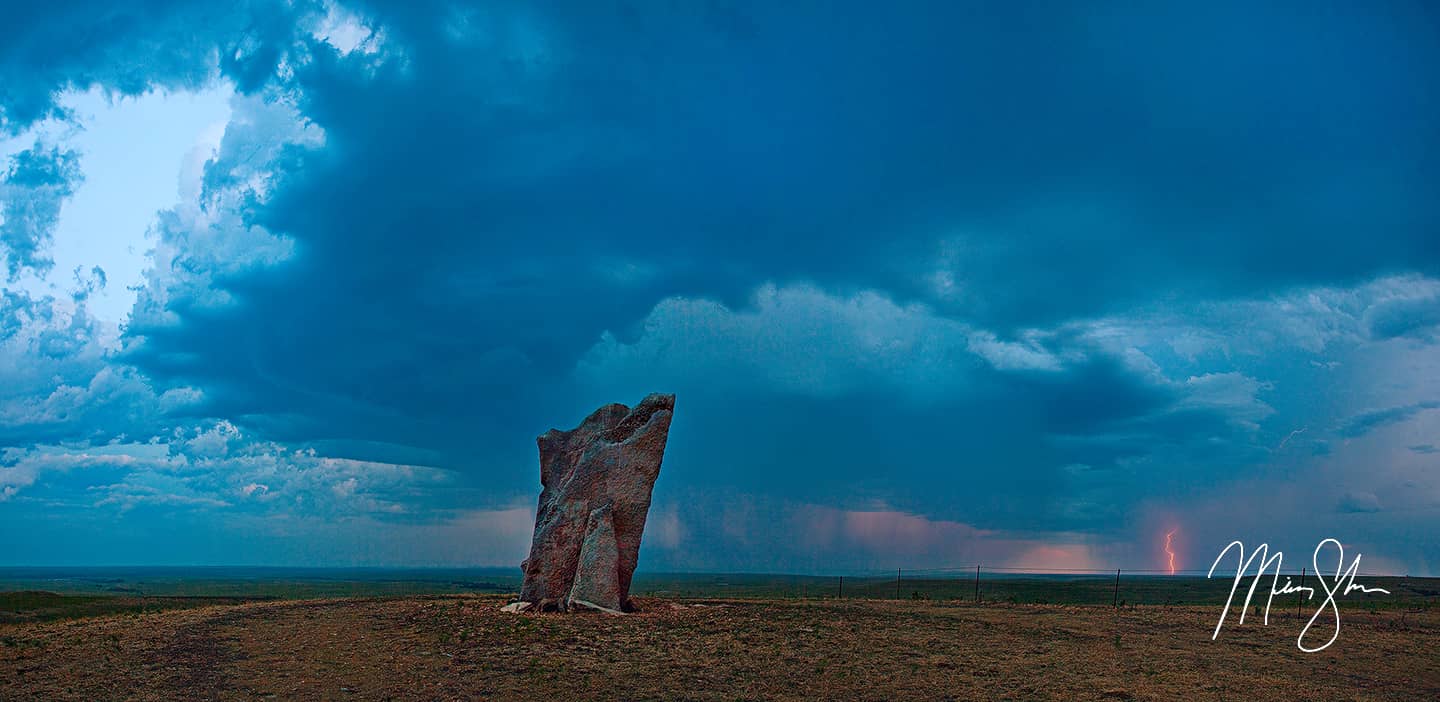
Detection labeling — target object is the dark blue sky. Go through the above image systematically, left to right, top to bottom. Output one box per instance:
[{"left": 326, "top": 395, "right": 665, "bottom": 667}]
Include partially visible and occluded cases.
[{"left": 1, "top": 1, "right": 1437, "bottom": 574}]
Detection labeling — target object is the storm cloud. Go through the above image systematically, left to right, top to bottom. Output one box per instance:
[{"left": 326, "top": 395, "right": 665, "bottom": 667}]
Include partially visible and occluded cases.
[{"left": 1, "top": 1, "right": 1438, "bottom": 572}]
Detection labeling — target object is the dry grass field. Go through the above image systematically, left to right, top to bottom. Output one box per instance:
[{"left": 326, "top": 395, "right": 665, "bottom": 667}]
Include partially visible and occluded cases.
[{"left": 2, "top": 594, "right": 1436, "bottom": 701}]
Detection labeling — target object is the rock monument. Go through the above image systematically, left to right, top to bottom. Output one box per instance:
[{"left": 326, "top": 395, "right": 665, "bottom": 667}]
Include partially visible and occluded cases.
[{"left": 511, "top": 393, "right": 674, "bottom": 613}]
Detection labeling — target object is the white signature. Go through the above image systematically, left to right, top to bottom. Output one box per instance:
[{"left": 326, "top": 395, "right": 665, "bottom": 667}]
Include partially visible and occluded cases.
[{"left": 1207, "top": 538, "right": 1390, "bottom": 652}]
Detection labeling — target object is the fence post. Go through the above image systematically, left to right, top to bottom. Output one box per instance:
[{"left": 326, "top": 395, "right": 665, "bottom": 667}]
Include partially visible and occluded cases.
[
  {"left": 974, "top": 564, "right": 981, "bottom": 603},
  {"left": 1298, "top": 567, "right": 1306, "bottom": 619},
  {"left": 896, "top": 568, "right": 901, "bottom": 600},
  {"left": 1113, "top": 568, "right": 1121, "bottom": 607},
  {"left": 839, "top": 575, "right": 843, "bottom": 600}
]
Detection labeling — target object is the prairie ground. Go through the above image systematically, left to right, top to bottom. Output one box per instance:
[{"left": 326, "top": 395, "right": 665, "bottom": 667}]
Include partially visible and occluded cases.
[{"left": 2, "top": 594, "right": 1436, "bottom": 701}]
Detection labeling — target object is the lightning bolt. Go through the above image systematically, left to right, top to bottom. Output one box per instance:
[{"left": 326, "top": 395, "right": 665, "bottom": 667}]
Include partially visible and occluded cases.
[
  {"left": 1277, "top": 427, "right": 1307, "bottom": 450},
  {"left": 1164, "top": 528, "right": 1178, "bottom": 576}
]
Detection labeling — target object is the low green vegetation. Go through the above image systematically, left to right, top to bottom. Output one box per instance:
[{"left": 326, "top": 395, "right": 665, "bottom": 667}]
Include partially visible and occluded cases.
[
  {"left": 1, "top": 567, "right": 1433, "bottom": 623},
  {"left": 629, "top": 572, "right": 1437, "bottom": 611},
  {"left": 0, "top": 591, "right": 254, "bottom": 624}
]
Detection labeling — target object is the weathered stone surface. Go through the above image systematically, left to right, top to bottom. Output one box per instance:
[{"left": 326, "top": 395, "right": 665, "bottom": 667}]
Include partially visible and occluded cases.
[
  {"left": 514, "top": 393, "right": 674, "bottom": 613},
  {"left": 567, "top": 504, "right": 622, "bottom": 608}
]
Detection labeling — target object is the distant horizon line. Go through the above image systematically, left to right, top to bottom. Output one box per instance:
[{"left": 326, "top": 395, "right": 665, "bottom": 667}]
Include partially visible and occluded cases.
[{"left": 0, "top": 564, "right": 1432, "bottom": 579}]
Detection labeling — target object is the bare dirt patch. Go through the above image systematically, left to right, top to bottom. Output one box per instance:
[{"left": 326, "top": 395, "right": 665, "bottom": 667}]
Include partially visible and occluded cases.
[{"left": 2, "top": 595, "right": 1436, "bottom": 700}]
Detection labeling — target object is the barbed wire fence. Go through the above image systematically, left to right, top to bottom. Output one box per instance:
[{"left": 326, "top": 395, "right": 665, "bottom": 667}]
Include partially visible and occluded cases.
[{"left": 631, "top": 565, "right": 1439, "bottom": 611}]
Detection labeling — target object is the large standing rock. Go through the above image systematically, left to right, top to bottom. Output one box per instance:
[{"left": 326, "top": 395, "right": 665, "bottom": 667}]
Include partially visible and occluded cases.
[{"left": 514, "top": 393, "right": 674, "bottom": 613}]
